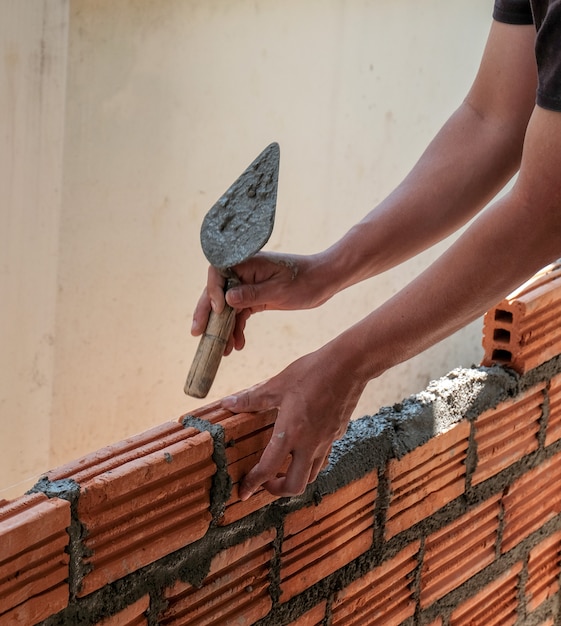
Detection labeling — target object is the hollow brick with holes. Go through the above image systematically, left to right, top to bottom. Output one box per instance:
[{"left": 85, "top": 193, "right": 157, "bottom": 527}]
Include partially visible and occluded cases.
[
  {"left": 482, "top": 262, "right": 561, "bottom": 373},
  {"left": 472, "top": 383, "right": 545, "bottom": 486},
  {"left": 386, "top": 420, "right": 470, "bottom": 539},
  {"left": 280, "top": 471, "right": 378, "bottom": 603},
  {"left": 0, "top": 492, "right": 70, "bottom": 625},
  {"left": 159, "top": 529, "right": 275, "bottom": 626},
  {"left": 331, "top": 541, "right": 420, "bottom": 625}
]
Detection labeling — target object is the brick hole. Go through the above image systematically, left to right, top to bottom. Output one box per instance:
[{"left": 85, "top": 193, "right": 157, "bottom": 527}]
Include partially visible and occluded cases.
[
  {"left": 494, "top": 309, "right": 513, "bottom": 324},
  {"left": 493, "top": 328, "right": 511, "bottom": 343},
  {"left": 491, "top": 349, "right": 512, "bottom": 363}
]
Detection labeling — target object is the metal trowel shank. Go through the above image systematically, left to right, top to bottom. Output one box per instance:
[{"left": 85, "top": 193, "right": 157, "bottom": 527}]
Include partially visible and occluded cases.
[{"left": 185, "top": 142, "right": 280, "bottom": 398}]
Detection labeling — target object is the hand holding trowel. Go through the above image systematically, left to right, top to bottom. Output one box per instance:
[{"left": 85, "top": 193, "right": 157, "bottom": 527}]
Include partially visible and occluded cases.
[{"left": 185, "top": 143, "right": 280, "bottom": 398}]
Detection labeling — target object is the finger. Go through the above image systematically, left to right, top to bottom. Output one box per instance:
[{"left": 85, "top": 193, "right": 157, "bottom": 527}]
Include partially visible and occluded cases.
[
  {"left": 207, "top": 266, "right": 226, "bottom": 314},
  {"left": 225, "top": 282, "right": 269, "bottom": 311},
  {"left": 191, "top": 291, "right": 211, "bottom": 336},
  {"left": 232, "top": 310, "right": 250, "bottom": 351},
  {"left": 221, "top": 380, "right": 275, "bottom": 414},
  {"left": 239, "top": 431, "right": 291, "bottom": 501},
  {"left": 264, "top": 449, "right": 314, "bottom": 497},
  {"left": 308, "top": 455, "right": 328, "bottom": 483}
]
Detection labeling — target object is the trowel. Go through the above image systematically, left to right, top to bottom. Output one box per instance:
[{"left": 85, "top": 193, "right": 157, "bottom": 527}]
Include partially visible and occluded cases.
[{"left": 185, "top": 142, "right": 280, "bottom": 398}]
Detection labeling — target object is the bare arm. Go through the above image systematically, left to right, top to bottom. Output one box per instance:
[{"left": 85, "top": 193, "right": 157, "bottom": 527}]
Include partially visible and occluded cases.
[
  {"left": 193, "top": 21, "right": 538, "bottom": 347},
  {"left": 314, "top": 21, "right": 538, "bottom": 296},
  {"left": 223, "top": 22, "right": 561, "bottom": 500}
]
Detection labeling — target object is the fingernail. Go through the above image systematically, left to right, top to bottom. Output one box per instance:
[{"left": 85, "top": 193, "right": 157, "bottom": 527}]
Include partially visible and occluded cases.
[
  {"left": 227, "top": 288, "right": 240, "bottom": 305},
  {"left": 210, "top": 298, "right": 218, "bottom": 313},
  {"left": 239, "top": 485, "right": 252, "bottom": 501}
]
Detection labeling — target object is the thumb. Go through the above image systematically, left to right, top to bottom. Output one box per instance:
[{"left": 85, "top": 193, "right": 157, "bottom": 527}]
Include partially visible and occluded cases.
[
  {"left": 226, "top": 282, "right": 270, "bottom": 310},
  {"left": 221, "top": 381, "right": 273, "bottom": 414}
]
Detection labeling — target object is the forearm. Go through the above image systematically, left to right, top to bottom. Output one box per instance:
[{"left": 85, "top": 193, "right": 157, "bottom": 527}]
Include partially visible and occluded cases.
[
  {"left": 314, "top": 99, "right": 526, "bottom": 298},
  {"left": 327, "top": 168, "right": 561, "bottom": 383}
]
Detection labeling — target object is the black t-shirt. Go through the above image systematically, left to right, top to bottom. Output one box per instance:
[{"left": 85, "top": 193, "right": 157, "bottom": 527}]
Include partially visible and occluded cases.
[{"left": 493, "top": 0, "right": 561, "bottom": 112}]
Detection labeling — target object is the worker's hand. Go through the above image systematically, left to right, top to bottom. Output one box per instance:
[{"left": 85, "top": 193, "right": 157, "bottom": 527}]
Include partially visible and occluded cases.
[
  {"left": 191, "top": 252, "right": 329, "bottom": 354},
  {"left": 222, "top": 345, "right": 367, "bottom": 499}
]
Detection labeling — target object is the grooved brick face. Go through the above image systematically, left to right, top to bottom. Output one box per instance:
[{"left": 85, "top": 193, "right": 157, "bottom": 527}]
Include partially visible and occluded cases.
[
  {"left": 482, "top": 262, "right": 561, "bottom": 373},
  {"left": 545, "top": 373, "right": 561, "bottom": 447},
  {"left": 472, "top": 383, "right": 545, "bottom": 486},
  {"left": 186, "top": 403, "right": 287, "bottom": 525},
  {"left": 46, "top": 421, "right": 215, "bottom": 597},
  {"left": 386, "top": 421, "right": 470, "bottom": 539},
  {"left": 502, "top": 450, "right": 561, "bottom": 554},
  {"left": 280, "top": 472, "right": 378, "bottom": 603},
  {"left": 0, "top": 493, "right": 70, "bottom": 625},
  {"left": 421, "top": 494, "right": 501, "bottom": 609},
  {"left": 160, "top": 529, "right": 275, "bottom": 626},
  {"left": 525, "top": 530, "right": 561, "bottom": 611},
  {"left": 331, "top": 541, "right": 420, "bottom": 625},
  {"left": 449, "top": 562, "right": 522, "bottom": 626},
  {"left": 98, "top": 596, "right": 149, "bottom": 625},
  {"left": 288, "top": 602, "right": 327, "bottom": 625}
]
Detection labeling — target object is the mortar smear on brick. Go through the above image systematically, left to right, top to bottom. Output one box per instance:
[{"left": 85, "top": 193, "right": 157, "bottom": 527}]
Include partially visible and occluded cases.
[
  {"left": 77, "top": 430, "right": 215, "bottom": 596},
  {"left": 160, "top": 529, "right": 275, "bottom": 626},
  {"left": 331, "top": 541, "right": 420, "bottom": 625},
  {"left": 449, "top": 561, "right": 522, "bottom": 626}
]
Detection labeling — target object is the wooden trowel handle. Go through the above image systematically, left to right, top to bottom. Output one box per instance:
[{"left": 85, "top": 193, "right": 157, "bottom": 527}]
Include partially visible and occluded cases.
[{"left": 184, "top": 278, "right": 239, "bottom": 398}]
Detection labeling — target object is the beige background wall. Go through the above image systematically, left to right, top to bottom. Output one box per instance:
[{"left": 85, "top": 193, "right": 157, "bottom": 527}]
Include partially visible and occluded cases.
[{"left": 1, "top": 0, "right": 494, "bottom": 499}]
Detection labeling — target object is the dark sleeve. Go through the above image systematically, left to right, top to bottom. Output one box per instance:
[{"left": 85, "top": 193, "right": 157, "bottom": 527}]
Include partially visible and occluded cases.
[
  {"left": 493, "top": 0, "right": 534, "bottom": 24},
  {"left": 535, "top": 2, "right": 561, "bottom": 112}
]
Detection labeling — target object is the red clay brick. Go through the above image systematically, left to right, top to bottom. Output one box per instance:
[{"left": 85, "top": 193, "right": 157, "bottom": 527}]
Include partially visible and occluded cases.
[
  {"left": 482, "top": 262, "right": 561, "bottom": 373},
  {"left": 545, "top": 374, "right": 561, "bottom": 447},
  {"left": 472, "top": 384, "right": 545, "bottom": 486},
  {"left": 186, "top": 404, "right": 288, "bottom": 525},
  {"left": 47, "top": 420, "right": 198, "bottom": 483},
  {"left": 386, "top": 421, "right": 470, "bottom": 539},
  {"left": 47, "top": 424, "right": 216, "bottom": 597},
  {"left": 502, "top": 450, "right": 561, "bottom": 554},
  {"left": 280, "top": 472, "right": 378, "bottom": 603},
  {"left": 0, "top": 492, "right": 70, "bottom": 625},
  {"left": 421, "top": 494, "right": 501, "bottom": 608},
  {"left": 160, "top": 529, "right": 275, "bottom": 626},
  {"left": 526, "top": 530, "right": 561, "bottom": 611},
  {"left": 331, "top": 541, "right": 420, "bottom": 625},
  {"left": 449, "top": 562, "right": 522, "bottom": 626},
  {"left": 98, "top": 596, "right": 150, "bottom": 625},
  {"left": 287, "top": 602, "right": 327, "bottom": 625},
  {"left": 425, "top": 620, "right": 443, "bottom": 626}
]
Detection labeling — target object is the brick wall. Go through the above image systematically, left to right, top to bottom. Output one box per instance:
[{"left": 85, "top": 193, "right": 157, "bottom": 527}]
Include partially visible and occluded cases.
[{"left": 3, "top": 261, "right": 561, "bottom": 626}]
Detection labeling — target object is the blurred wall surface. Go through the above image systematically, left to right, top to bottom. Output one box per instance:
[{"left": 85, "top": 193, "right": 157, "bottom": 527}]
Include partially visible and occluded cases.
[{"left": 1, "top": 0, "right": 494, "bottom": 498}]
